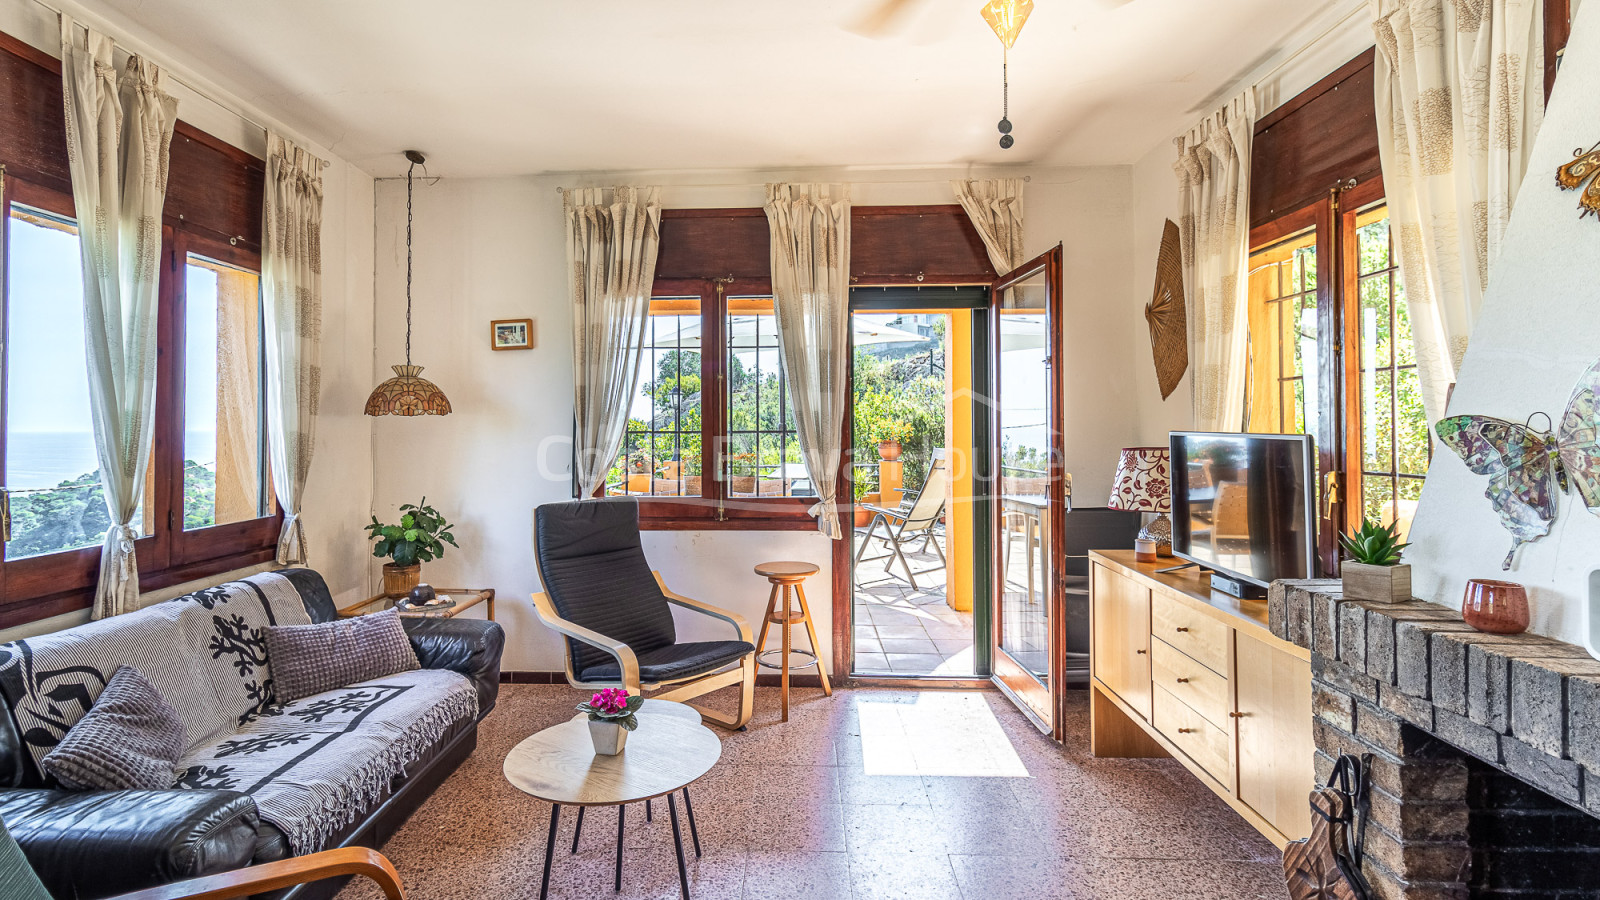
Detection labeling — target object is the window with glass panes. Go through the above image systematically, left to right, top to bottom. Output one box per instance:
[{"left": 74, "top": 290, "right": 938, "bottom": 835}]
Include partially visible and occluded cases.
[
  {"left": 1352, "top": 205, "right": 1429, "bottom": 537},
  {"left": 1247, "top": 228, "right": 1320, "bottom": 436},
  {"left": 596, "top": 280, "right": 812, "bottom": 528},
  {"left": 724, "top": 297, "right": 803, "bottom": 499},
  {"left": 606, "top": 298, "right": 703, "bottom": 497}
]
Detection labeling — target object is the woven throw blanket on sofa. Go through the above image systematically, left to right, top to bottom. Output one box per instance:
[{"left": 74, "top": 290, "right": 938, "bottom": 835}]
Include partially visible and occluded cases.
[
  {"left": 0, "top": 572, "right": 313, "bottom": 770},
  {"left": 176, "top": 669, "right": 477, "bottom": 854}
]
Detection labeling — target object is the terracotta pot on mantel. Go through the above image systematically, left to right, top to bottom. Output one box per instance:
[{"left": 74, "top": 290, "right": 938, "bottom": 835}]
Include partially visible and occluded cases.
[
  {"left": 877, "top": 440, "right": 902, "bottom": 461},
  {"left": 382, "top": 563, "right": 422, "bottom": 599},
  {"left": 1462, "top": 578, "right": 1530, "bottom": 634}
]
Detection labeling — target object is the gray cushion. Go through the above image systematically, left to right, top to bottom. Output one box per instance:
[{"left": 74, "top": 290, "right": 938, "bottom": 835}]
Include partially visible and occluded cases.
[
  {"left": 266, "top": 608, "right": 420, "bottom": 702},
  {"left": 39, "top": 666, "right": 186, "bottom": 791}
]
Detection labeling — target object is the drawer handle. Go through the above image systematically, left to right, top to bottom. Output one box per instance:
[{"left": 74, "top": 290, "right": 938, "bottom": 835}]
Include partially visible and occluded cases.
[
  {"left": 1175, "top": 627, "right": 1190, "bottom": 633},
  {"left": 1135, "top": 649, "right": 1147, "bottom": 655},
  {"left": 1175, "top": 677, "right": 1190, "bottom": 683},
  {"left": 1229, "top": 711, "right": 1247, "bottom": 718},
  {"left": 1177, "top": 727, "right": 1196, "bottom": 734}
]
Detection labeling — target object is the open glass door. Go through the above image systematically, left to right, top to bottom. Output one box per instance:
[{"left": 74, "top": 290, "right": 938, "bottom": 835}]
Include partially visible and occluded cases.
[{"left": 988, "top": 246, "right": 1064, "bottom": 737}]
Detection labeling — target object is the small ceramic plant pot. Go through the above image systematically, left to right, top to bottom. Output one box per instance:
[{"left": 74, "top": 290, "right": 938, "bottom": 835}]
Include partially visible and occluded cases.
[
  {"left": 877, "top": 440, "right": 902, "bottom": 461},
  {"left": 1341, "top": 561, "right": 1412, "bottom": 604},
  {"left": 1462, "top": 578, "right": 1529, "bottom": 634},
  {"left": 589, "top": 719, "right": 628, "bottom": 756}
]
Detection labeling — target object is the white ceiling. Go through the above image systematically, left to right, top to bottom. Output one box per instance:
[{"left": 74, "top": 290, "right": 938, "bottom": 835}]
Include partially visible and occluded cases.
[{"left": 89, "top": 0, "right": 1344, "bottom": 178}]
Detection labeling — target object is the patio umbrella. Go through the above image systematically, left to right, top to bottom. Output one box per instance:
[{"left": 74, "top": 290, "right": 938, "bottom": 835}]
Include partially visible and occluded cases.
[{"left": 646, "top": 315, "right": 929, "bottom": 352}]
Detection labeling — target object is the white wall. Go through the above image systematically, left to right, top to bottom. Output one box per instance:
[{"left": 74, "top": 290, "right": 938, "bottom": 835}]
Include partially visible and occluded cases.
[
  {"left": 0, "top": 0, "right": 376, "bottom": 642},
  {"left": 1405, "top": 3, "right": 1600, "bottom": 648},
  {"left": 369, "top": 165, "right": 1138, "bottom": 672}
]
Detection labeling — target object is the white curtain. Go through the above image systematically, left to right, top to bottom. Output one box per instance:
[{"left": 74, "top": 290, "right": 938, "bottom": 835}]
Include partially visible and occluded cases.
[
  {"left": 1371, "top": 0, "right": 1544, "bottom": 425},
  {"left": 60, "top": 18, "right": 178, "bottom": 619},
  {"left": 1174, "top": 90, "right": 1255, "bottom": 432},
  {"left": 262, "top": 134, "right": 325, "bottom": 565},
  {"left": 952, "top": 178, "right": 1025, "bottom": 276},
  {"left": 765, "top": 184, "right": 852, "bottom": 539},
  {"left": 566, "top": 186, "right": 662, "bottom": 498}
]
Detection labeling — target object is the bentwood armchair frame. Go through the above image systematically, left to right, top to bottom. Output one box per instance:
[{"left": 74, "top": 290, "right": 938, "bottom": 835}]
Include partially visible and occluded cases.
[{"left": 529, "top": 573, "right": 756, "bottom": 730}]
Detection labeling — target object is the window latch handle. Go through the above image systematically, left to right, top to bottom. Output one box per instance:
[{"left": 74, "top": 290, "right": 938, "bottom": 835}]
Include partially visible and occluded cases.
[{"left": 1, "top": 488, "right": 10, "bottom": 544}]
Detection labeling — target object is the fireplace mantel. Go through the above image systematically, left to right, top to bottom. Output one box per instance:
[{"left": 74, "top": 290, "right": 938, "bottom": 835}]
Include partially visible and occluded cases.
[{"left": 1270, "top": 579, "right": 1600, "bottom": 898}]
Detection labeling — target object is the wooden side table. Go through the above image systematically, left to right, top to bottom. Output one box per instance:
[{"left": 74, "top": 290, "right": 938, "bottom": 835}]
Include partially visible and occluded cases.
[
  {"left": 753, "top": 561, "right": 832, "bottom": 722},
  {"left": 336, "top": 588, "right": 495, "bottom": 620}
]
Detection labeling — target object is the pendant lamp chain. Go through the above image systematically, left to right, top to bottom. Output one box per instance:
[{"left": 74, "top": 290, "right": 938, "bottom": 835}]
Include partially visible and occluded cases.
[
  {"left": 362, "top": 150, "right": 452, "bottom": 417},
  {"left": 405, "top": 160, "right": 414, "bottom": 368}
]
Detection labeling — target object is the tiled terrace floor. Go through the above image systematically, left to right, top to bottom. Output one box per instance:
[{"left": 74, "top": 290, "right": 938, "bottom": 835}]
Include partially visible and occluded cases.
[
  {"left": 851, "top": 525, "right": 1051, "bottom": 678},
  {"left": 851, "top": 531, "right": 973, "bottom": 676},
  {"left": 335, "top": 684, "right": 1288, "bottom": 900}
]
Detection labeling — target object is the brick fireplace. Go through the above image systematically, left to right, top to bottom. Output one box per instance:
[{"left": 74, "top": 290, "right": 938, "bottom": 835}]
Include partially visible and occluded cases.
[{"left": 1270, "top": 580, "right": 1600, "bottom": 899}]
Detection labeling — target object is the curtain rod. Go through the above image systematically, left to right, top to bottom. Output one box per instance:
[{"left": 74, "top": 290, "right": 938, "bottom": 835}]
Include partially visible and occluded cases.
[
  {"left": 28, "top": 0, "right": 324, "bottom": 164},
  {"left": 1251, "top": 1, "right": 1369, "bottom": 92},
  {"left": 552, "top": 175, "right": 1034, "bottom": 193}
]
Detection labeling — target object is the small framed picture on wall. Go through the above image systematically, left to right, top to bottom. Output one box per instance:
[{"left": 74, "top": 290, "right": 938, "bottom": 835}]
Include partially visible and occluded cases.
[{"left": 490, "top": 318, "right": 534, "bottom": 351}]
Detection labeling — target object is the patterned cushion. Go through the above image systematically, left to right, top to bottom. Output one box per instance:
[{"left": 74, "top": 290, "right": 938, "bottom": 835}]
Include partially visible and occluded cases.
[
  {"left": 266, "top": 609, "right": 420, "bottom": 703},
  {"left": 39, "top": 666, "right": 185, "bottom": 791}
]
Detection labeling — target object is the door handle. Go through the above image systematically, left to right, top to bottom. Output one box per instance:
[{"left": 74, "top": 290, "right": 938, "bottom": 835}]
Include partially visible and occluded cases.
[
  {"left": 1322, "top": 471, "right": 1342, "bottom": 520},
  {"left": 0, "top": 488, "right": 10, "bottom": 543}
]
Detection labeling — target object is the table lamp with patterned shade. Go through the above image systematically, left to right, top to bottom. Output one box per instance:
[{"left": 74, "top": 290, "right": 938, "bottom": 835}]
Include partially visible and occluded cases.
[{"left": 1108, "top": 446, "right": 1172, "bottom": 562}]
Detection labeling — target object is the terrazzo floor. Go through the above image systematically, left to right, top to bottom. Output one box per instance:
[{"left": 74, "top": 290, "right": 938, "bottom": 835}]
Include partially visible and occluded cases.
[{"left": 333, "top": 684, "right": 1288, "bottom": 900}]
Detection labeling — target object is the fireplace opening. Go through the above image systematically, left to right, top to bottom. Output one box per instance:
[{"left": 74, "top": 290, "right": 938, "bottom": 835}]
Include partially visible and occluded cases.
[{"left": 1466, "top": 755, "right": 1600, "bottom": 898}]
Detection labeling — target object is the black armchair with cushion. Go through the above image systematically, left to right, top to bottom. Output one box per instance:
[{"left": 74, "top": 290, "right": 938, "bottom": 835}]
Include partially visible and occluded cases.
[{"left": 532, "top": 498, "right": 756, "bottom": 729}]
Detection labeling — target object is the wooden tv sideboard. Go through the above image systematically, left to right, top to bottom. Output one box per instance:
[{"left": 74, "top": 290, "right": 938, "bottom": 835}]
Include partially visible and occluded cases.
[{"left": 1088, "top": 549, "right": 1314, "bottom": 847}]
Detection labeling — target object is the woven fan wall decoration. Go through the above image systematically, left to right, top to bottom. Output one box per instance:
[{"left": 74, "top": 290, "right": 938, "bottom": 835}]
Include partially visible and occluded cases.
[{"left": 1145, "top": 219, "right": 1188, "bottom": 400}]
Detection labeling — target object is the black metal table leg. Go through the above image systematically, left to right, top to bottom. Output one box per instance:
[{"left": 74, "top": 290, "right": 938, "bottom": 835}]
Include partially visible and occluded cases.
[
  {"left": 682, "top": 789, "right": 702, "bottom": 857},
  {"left": 666, "top": 793, "right": 690, "bottom": 899},
  {"left": 646, "top": 797, "right": 653, "bottom": 821},
  {"left": 540, "top": 804, "right": 561, "bottom": 900},
  {"left": 615, "top": 804, "right": 626, "bottom": 892},
  {"left": 572, "top": 806, "right": 585, "bottom": 854}
]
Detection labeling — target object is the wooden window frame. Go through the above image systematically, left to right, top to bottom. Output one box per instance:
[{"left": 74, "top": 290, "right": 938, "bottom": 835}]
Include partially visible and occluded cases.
[
  {"left": 0, "top": 31, "right": 278, "bottom": 628},
  {"left": 607, "top": 275, "right": 817, "bottom": 531}
]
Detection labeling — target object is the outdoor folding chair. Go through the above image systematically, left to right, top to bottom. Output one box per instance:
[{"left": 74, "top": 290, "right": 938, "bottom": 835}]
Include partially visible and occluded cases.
[{"left": 853, "top": 450, "right": 949, "bottom": 590}]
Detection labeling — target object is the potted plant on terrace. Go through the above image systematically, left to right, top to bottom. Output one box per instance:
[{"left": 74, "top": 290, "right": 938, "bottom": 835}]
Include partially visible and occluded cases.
[
  {"left": 876, "top": 421, "right": 913, "bottom": 461},
  {"left": 367, "top": 498, "right": 459, "bottom": 598},
  {"left": 1339, "top": 517, "right": 1411, "bottom": 604},
  {"left": 577, "top": 687, "right": 644, "bottom": 755}
]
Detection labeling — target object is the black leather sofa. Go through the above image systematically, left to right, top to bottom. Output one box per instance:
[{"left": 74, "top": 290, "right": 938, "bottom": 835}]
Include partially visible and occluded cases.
[{"left": 0, "top": 569, "right": 504, "bottom": 900}]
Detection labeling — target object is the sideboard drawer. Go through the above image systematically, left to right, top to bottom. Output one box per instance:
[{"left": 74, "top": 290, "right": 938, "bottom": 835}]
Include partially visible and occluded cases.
[
  {"left": 1150, "top": 590, "right": 1230, "bottom": 676},
  {"left": 1151, "top": 637, "right": 1230, "bottom": 729},
  {"left": 1153, "top": 685, "right": 1230, "bottom": 786}
]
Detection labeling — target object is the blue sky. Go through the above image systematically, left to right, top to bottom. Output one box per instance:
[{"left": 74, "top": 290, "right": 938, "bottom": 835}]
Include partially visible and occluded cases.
[{"left": 6, "top": 209, "right": 219, "bottom": 478}]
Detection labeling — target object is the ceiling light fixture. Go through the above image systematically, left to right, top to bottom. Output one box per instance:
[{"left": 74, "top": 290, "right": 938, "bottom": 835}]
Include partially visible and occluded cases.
[
  {"left": 980, "top": 0, "right": 1032, "bottom": 149},
  {"left": 365, "top": 150, "right": 452, "bottom": 417}
]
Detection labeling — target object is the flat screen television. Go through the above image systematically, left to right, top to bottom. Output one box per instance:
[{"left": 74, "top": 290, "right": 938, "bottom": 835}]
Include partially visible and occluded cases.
[{"left": 1169, "top": 431, "right": 1317, "bottom": 599}]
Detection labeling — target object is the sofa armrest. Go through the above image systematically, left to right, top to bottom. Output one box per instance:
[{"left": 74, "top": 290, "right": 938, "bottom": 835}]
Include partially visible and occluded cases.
[
  {"left": 403, "top": 617, "right": 505, "bottom": 717},
  {"left": 0, "top": 788, "right": 260, "bottom": 900}
]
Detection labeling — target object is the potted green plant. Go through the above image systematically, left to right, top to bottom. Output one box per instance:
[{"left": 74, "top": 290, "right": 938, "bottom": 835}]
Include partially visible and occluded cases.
[
  {"left": 876, "top": 421, "right": 913, "bottom": 461},
  {"left": 366, "top": 498, "right": 459, "bottom": 598},
  {"left": 1339, "top": 518, "right": 1411, "bottom": 603},
  {"left": 577, "top": 687, "right": 644, "bottom": 755}
]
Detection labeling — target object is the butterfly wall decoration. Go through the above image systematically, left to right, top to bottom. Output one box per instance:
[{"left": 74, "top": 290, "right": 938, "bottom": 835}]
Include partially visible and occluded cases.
[
  {"left": 1557, "top": 140, "right": 1600, "bottom": 220},
  {"left": 1435, "top": 358, "right": 1600, "bottom": 569}
]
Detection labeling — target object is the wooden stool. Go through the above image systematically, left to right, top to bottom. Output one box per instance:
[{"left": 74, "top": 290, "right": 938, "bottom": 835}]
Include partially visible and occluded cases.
[{"left": 753, "top": 561, "right": 832, "bottom": 721}]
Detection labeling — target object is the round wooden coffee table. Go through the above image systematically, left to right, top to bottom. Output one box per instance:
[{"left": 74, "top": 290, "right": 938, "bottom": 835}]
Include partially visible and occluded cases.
[{"left": 505, "top": 700, "right": 721, "bottom": 899}]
